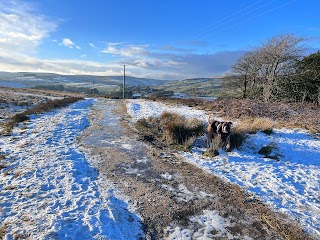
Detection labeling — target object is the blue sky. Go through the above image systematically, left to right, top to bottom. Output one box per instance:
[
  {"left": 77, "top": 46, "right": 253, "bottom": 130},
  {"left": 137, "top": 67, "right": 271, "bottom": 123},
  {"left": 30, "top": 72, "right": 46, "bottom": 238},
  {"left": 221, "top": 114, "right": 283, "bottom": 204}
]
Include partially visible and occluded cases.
[{"left": 0, "top": 0, "right": 319, "bottom": 80}]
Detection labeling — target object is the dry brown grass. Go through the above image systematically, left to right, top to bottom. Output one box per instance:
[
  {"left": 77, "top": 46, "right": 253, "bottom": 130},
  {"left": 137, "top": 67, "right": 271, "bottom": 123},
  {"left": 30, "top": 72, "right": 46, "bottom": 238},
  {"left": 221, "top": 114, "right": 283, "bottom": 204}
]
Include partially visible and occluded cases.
[
  {"left": 1, "top": 97, "right": 83, "bottom": 135},
  {"left": 150, "top": 97, "right": 320, "bottom": 133},
  {"left": 113, "top": 99, "right": 129, "bottom": 116},
  {"left": 135, "top": 111, "right": 204, "bottom": 150},
  {"left": 161, "top": 112, "right": 205, "bottom": 149},
  {"left": 234, "top": 117, "right": 274, "bottom": 134},
  {"left": 229, "top": 130, "right": 246, "bottom": 150},
  {"left": 258, "top": 144, "right": 281, "bottom": 161},
  {"left": 0, "top": 164, "right": 6, "bottom": 171},
  {"left": 3, "top": 169, "right": 11, "bottom": 176},
  {"left": 14, "top": 171, "right": 23, "bottom": 178},
  {"left": 4, "top": 185, "right": 17, "bottom": 190},
  {"left": 0, "top": 223, "right": 8, "bottom": 239}
]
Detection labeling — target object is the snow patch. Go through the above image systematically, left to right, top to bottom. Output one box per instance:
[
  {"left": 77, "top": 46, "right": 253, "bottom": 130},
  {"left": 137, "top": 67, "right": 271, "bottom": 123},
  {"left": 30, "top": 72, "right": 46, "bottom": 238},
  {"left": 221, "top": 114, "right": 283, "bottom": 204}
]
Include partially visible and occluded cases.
[
  {"left": 0, "top": 99, "right": 144, "bottom": 239},
  {"left": 166, "top": 210, "right": 251, "bottom": 239}
]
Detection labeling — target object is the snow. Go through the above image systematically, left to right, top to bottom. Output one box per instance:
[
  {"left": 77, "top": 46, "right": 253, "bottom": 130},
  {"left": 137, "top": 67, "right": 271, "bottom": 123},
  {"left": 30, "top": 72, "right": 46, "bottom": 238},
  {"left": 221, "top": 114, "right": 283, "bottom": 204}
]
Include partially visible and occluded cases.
[
  {"left": 1, "top": 96, "right": 319, "bottom": 239},
  {"left": 0, "top": 99, "right": 143, "bottom": 239},
  {"left": 127, "top": 99, "right": 320, "bottom": 238},
  {"left": 127, "top": 99, "right": 211, "bottom": 123},
  {"left": 166, "top": 210, "right": 253, "bottom": 240}
]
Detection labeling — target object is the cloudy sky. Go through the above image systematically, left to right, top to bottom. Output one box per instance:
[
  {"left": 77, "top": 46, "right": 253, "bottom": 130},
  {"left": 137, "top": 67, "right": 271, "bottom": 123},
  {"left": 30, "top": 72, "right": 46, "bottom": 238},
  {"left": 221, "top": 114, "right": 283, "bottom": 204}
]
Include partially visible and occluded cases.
[{"left": 0, "top": 0, "right": 319, "bottom": 80}]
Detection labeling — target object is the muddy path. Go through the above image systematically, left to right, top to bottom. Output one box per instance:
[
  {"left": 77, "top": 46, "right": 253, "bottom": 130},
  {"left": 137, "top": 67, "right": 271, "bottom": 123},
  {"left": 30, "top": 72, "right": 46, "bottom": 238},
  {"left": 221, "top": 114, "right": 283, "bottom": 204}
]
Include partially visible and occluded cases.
[{"left": 79, "top": 98, "right": 309, "bottom": 240}]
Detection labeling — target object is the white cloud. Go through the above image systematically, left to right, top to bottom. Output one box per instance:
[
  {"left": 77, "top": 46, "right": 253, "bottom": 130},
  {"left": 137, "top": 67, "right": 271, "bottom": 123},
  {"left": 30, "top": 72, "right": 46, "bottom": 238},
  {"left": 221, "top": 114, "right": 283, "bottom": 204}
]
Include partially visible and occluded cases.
[
  {"left": 0, "top": 0, "right": 57, "bottom": 55},
  {"left": 0, "top": 1, "right": 242, "bottom": 80},
  {"left": 61, "top": 38, "right": 80, "bottom": 49},
  {"left": 62, "top": 38, "right": 74, "bottom": 47},
  {"left": 101, "top": 43, "right": 148, "bottom": 57},
  {"left": 0, "top": 48, "right": 244, "bottom": 80},
  {"left": 0, "top": 52, "right": 122, "bottom": 76}
]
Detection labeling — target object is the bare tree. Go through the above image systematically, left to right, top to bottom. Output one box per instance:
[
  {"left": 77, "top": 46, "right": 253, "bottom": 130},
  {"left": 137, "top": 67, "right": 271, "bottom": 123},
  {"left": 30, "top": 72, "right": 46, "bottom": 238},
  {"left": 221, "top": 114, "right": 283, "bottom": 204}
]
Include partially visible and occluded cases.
[
  {"left": 230, "top": 34, "right": 305, "bottom": 102},
  {"left": 258, "top": 34, "right": 304, "bottom": 102},
  {"left": 230, "top": 50, "right": 263, "bottom": 99},
  {"left": 232, "top": 51, "right": 254, "bottom": 98}
]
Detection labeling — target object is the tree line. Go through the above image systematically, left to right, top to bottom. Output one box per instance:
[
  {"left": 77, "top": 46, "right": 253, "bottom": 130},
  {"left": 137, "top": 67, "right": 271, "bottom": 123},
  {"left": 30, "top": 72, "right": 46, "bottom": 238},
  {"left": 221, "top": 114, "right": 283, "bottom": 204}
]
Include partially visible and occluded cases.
[{"left": 228, "top": 34, "right": 320, "bottom": 104}]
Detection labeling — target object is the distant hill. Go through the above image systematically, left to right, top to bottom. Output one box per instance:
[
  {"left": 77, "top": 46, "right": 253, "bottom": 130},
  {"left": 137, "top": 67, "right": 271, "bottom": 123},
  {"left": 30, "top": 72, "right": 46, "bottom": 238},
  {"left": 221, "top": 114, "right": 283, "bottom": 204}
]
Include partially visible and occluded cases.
[
  {"left": 0, "top": 72, "right": 170, "bottom": 93},
  {"left": 0, "top": 72, "right": 227, "bottom": 97},
  {"left": 156, "top": 78, "right": 224, "bottom": 97}
]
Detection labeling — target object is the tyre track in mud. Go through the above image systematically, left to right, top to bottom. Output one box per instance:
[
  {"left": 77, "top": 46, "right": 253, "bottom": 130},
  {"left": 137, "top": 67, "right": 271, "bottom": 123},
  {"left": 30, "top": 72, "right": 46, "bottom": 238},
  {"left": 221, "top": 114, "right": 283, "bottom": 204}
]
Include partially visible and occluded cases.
[{"left": 79, "top": 98, "right": 310, "bottom": 240}]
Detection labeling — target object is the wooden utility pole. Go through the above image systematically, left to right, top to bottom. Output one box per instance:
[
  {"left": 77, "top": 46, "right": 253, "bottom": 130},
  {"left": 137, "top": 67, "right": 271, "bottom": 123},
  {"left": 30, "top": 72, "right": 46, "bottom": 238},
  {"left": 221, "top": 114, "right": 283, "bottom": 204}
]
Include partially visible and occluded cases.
[{"left": 123, "top": 65, "right": 126, "bottom": 99}]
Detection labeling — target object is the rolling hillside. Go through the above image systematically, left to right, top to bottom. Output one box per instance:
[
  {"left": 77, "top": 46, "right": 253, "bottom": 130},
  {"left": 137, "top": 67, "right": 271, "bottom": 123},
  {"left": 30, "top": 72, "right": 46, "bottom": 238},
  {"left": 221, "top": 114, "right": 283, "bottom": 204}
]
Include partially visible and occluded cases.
[
  {"left": 0, "top": 72, "right": 170, "bottom": 94},
  {"left": 0, "top": 72, "right": 229, "bottom": 98},
  {"left": 156, "top": 77, "right": 225, "bottom": 97}
]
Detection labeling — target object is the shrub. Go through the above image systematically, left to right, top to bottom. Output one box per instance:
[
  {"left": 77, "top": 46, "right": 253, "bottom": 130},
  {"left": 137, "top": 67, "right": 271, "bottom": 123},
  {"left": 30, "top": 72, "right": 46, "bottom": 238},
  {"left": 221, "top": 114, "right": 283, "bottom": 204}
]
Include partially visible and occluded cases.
[
  {"left": 135, "top": 112, "right": 204, "bottom": 150},
  {"left": 160, "top": 112, "right": 204, "bottom": 147},
  {"left": 11, "top": 113, "right": 30, "bottom": 123},
  {"left": 135, "top": 117, "right": 160, "bottom": 136},
  {"left": 234, "top": 117, "right": 274, "bottom": 134},
  {"left": 135, "top": 118, "right": 149, "bottom": 129},
  {"left": 227, "top": 118, "right": 273, "bottom": 151},
  {"left": 230, "top": 130, "right": 246, "bottom": 150},
  {"left": 258, "top": 143, "right": 281, "bottom": 161},
  {"left": 258, "top": 145, "right": 273, "bottom": 156},
  {"left": 0, "top": 164, "right": 6, "bottom": 170},
  {"left": 0, "top": 224, "right": 8, "bottom": 239}
]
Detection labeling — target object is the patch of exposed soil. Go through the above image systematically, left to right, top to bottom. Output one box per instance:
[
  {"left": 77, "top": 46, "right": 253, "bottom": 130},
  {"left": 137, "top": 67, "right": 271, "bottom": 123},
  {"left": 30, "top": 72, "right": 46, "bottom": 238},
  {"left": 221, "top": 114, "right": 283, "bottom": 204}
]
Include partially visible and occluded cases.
[{"left": 80, "top": 98, "right": 312, "bottom": 239}]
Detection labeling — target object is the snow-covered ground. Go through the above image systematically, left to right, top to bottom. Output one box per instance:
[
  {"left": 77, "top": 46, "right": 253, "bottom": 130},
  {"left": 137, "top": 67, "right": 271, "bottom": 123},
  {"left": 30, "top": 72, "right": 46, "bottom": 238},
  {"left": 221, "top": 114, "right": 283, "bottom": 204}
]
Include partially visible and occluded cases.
[
  {"left": 1, "top": 97, "right": 319, "bottom": 239},
  {"left": 0, "top": 99, "right": 143, "bottom": 239},
  {"left": 127, "top": 99, "right": 320, "bottom": 238},
  {"left": 128, "top": 99, "right": 210, "bottom": 123}
]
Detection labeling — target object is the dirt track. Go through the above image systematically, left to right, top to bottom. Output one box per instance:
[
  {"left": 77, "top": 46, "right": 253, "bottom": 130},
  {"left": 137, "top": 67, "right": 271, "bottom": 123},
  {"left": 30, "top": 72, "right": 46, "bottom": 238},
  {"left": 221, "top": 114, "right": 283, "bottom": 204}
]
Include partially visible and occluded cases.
[{"left": 79, "top": 98, "right": 309, "bottom": 240}]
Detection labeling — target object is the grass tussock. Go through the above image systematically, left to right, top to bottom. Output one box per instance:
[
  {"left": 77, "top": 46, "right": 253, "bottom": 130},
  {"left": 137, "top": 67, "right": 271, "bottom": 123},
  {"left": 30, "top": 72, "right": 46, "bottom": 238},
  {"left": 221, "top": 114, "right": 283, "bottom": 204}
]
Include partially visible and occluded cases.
[
  {"left": 1, "top": 97, "right": 83, "bottom": 135},
  {"left": 135, "top": 111, "right": 204, "bottom": 150},
  {"left": 161, "top": 111, "right": 204, "bottom": 149},
  {"left": 136, "top": 112, "right": 275, "bottom": 152},
  {"left": 235, "top": 117, "right": 274, "bottom": 134},
  {"left": 226, "top": 118, "right": 274, "bottom": 151},
  {"left": 229, "top": 130, "right": 246, "bottom": 150},
  {"left": 258, "top": 143, "right": 281, "bottom": 161},
  {"left": 258, "top": 145, "right": 274, "bottom": 156},
  {"left": 0, "top": 154, "right": 5, "bottom": 161},
  {"left": 0, "top": 164, "right": 7, "bottom": 170},
  {"left": 260, "top": 213, "right": 312, "bottom": 240},
  {"left": 0, "top": 223, "right": 8, "bottom": 239}
]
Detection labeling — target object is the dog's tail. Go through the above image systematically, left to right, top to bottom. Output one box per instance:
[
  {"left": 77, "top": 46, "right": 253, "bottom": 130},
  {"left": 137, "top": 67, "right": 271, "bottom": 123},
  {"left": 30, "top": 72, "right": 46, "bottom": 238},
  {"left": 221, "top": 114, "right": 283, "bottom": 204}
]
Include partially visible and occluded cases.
[{"left": 208, "top": 113, "right": 216, "bottom": 125}]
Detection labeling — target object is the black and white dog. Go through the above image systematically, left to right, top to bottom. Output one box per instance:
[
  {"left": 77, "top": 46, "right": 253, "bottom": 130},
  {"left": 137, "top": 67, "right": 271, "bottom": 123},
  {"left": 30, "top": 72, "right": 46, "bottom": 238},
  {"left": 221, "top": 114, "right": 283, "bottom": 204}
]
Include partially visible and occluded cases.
[{"left": 207, "top": 114, "right": 232, "bottom": 151}]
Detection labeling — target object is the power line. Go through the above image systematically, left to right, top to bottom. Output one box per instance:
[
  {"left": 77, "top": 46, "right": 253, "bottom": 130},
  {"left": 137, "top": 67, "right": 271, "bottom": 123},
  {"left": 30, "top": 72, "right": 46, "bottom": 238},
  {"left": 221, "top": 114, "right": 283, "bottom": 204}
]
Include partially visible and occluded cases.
[
  {"left": 191, "top": 0, "right": 268, "bottom": 38},
  {"left": 195, "top": 0, "right": 279, "bottom": 39},
  {"left": 201, "top": 0, "right": 297, "bottom": 40}
]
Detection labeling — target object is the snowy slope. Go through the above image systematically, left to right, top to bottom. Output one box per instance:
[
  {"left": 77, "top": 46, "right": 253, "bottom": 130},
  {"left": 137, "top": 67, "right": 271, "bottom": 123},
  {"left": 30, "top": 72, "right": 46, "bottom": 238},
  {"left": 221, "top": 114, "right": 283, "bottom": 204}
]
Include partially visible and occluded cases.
[
  {"left": 0, "top": 99, "right": 143, "bottom": 239},
  {"left": 127, "top": 99, "right": 320, "bottom": 238}
]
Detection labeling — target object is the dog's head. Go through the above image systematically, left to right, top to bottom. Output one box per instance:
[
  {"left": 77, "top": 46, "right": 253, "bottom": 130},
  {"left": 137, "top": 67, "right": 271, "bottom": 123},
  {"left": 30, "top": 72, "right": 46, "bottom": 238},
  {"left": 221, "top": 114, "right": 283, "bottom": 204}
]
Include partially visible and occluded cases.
[
  {"left": 211, "top": 120, "right": 221, "bottom": 132},
  {"left": 219, "top": 121, "right": 232, "bottom": 135}
]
